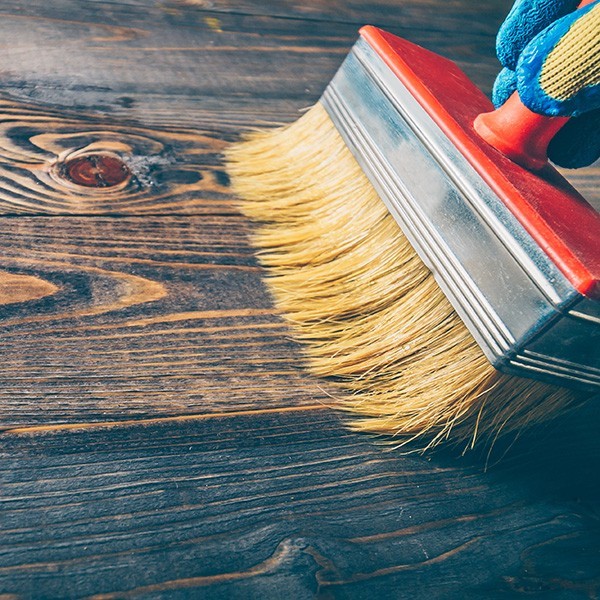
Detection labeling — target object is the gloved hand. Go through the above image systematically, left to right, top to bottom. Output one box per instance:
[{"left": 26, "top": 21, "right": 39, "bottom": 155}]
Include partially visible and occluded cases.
[{"left": 493, "top": 0, "right": 600, "bottom": 168}]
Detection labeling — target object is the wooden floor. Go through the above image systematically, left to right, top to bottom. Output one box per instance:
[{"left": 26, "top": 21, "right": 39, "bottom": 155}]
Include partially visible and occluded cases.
[{"left": 0, "top": 1, "right": 599, "bottom": 597}]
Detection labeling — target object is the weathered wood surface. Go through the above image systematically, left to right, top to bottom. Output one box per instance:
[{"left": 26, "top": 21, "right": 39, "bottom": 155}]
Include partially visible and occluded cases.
[
  {"left": 0, "top": 0, "right": 599, "bottom": 598},
  {"left": 0, "top": 1, "right": 501, "bottom": 133},
  {"left": 0, "top": 1, "right": 595, "bottom": 211},
  {"left": 0, "top": 216, "right": 330, "bottom": 426},
  {"left": 2, "top": 408, "right": 600, "bottom": 599}
]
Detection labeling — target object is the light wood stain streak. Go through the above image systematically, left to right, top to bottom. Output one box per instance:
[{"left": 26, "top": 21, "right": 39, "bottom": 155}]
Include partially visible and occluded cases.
[
  {"left": 0, "top": 12, "right": 145, "bottom": 42},
  {"left": 1, "top": 252, "right": 261, "bottom": 272},
  {"left": 0, "top": 261, "right": 167, "bottom": 327},
  {"left": 0, "top": 270, "right": 59, "bottom": 305},
  {"left": 89, "top": 309, "right": 276, "bottom": 328},
  {"left": 0, "top": 322, "right": 287, "bottom": 342},
  {"left": 80, "top": 334, "right": 288, "bottom": 355},
  {"left": 0, "top": 368, "right": 306, "bottom": 381},
  {"left": 2, "top": 405, "right": 327, "bottom": 434},
  {"left": 349, "top": 504, "right": 521, "bottom": 542},
  {"left": 326, "top": 537, "right": 483, "bottom": 585},
  {"left": 85, "top": 539, "right": 298, "bottom": 598}
]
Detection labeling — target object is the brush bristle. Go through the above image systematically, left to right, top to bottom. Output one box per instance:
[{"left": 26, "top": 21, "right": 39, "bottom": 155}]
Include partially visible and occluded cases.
[{"left": 225, "top": 102, "right": 588, "bottom": 450}]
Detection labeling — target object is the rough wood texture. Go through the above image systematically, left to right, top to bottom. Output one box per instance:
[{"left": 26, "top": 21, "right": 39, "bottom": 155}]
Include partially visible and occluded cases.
[
  {"left": 0, "top": 0, "right": 598, "bottom": 598},
  {"left": 0, "top": 1, "right": 502, "bottom": 133},
  {"left": 0, "top": 216, "right": 330, "bottom": 426},
  {"left": 2, "top": 409, "right": 600, "bottom": 599}
]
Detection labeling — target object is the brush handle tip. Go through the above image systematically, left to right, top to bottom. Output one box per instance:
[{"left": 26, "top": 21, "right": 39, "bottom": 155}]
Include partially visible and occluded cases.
[{"left": 474, "top": 92, "right": 569, "bottom": 171}]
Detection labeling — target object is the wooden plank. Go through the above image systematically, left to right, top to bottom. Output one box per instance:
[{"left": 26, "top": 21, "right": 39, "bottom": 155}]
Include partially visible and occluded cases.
[
  {"left": 0, "top": 0, "right": 595, "bottom": 212},
  {"left": 0, "top": 0, "right": 513, "bottom": 43},
  {"left": 188, "top": 0, "right": 511, "bottom": 36},
  {"left": 0, "top": 1, "right": 597, "bottom": 597},
  {"left": 0, "top": 2, "right": 502, "bottom": 131},
  {"left": 0, "top": 2, "right": 506, "bottom": 216},
  {"left": 0, "top": 95, "right": 596, "bottom": 216},
  {"left": 0, "top": 98, "right": 234, "bottom": 215},
  {"left": 0, "top": 216, "right": 327, "bottom": 426},
  {"left": 1, "top": 408, "right": 599, "bottom": 599}
]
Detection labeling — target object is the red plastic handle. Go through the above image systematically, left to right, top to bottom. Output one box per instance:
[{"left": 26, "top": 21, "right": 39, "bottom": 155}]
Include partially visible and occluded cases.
[
  {"left": 473, "top": 0, "right": 594, "bottom": 171},
  {"left": 360, "top": 25, "right": 600, "bottom": 297},
  {"left": 474, "top": 94, "right": 568, "bottom": 170}
]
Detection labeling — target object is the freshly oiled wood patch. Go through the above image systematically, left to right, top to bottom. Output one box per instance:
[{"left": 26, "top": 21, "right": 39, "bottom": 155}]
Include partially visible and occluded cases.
[
  {"left": 0, "top": 98, "right": 233, "bottom": 215},
  {"left": 0, "top": 216, "right": 328, "bottom": 427},
  {"left": 0, "top": 409, "right": 599, "bottom": 599}
]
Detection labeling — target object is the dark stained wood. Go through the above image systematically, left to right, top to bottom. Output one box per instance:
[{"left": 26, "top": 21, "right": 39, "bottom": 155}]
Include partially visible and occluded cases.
[
  {"left": 0, "top": 0, "right": 598, "bottom": 597},
  {"left": 0, "top": 0, "right": 595, "bottom": 212},
  {"left": 173, "top": 0, "right": 510, "bottom": 35},
  {"left": 0, "top": 2, "right": 504, "bottom": 132},
  {"left": 0, "top": 98, "right": 232, "bottom": 215},
  {"left": 0, "top": 216, "right": 330, "bottom": 426},
  {"left": 1, "top": 409, "right": 600, "bottom": 599}
]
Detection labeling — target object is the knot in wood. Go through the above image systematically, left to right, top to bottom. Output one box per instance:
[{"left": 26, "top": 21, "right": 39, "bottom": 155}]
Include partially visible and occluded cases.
[{"left": 62, "top": 154, "right": 130, "bottom": 188}]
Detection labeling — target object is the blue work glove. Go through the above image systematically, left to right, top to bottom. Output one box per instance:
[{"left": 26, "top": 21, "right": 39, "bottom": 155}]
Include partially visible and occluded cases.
[{"left": 493, "top": 0, "right": 600, "bottom": 168}]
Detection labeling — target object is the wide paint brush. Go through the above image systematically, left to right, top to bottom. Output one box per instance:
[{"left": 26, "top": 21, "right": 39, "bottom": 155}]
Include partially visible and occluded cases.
[{"left": 226, "top": 5, "right": 599, "bottom": 449}]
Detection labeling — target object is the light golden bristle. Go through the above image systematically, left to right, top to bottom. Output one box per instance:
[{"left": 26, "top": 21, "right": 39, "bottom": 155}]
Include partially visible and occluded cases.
[{"left": 225, "top": 102, "right": 588, "bottom": 450}]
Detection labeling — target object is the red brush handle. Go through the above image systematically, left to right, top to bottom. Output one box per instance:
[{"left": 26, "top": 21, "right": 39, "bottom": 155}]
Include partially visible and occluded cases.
[
  {"left": 473, "top": 0, "right": 594, "bottom": 171},
  {"left": 360, "top": 25, "right": 600, "bottom": 297},
  {"left": 474, "top": 94, "right": 568, "bottom": 170}
]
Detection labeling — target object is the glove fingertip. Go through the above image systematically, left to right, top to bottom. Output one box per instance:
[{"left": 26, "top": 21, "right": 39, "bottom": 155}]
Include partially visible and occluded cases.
[
  {"left": 495, "top": 0, "right": 580, "bottom": 69},
  {"left": 496, "top": 18, "right": 527, "bottom": 69},
  {"left": 492, "top": 68, "right": 518, "bottom": 107}
]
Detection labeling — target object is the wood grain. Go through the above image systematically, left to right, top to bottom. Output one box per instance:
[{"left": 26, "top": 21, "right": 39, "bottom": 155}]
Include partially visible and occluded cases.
[
  {"left": 0, "top": 0, "right": 598, "bottom": 597},
  {"left": 0, "top": 0, "right": 504, "bottom": 131},
  {"left": 0, "top": 0, "right": 595, "bottom": 213},
  {"left": 0, "top": 97, "right": 234, "bottom": 215},
  {"left": 0, "top": 216, "right": 332, "bottom": 426},
  {"left": 0, "top": 270, "right": 58, "bottom": 305},
  {"left": 1, "top": 409, "right": 599, "bottom": 599}
]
